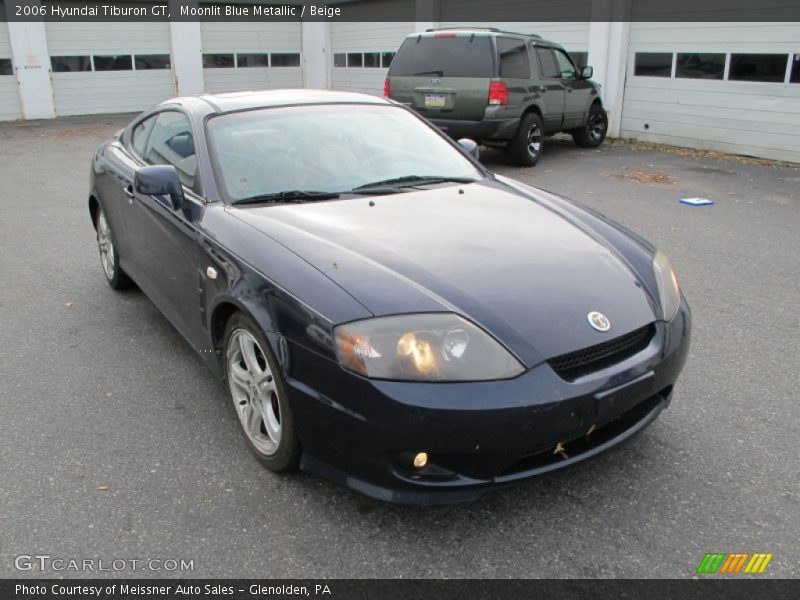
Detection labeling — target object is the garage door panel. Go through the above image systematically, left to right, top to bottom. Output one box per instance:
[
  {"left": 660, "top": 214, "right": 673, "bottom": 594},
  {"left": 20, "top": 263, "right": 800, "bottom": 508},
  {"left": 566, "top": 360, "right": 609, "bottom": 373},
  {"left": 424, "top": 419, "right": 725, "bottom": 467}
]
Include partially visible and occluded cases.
[
  {"left": 1, "top": 18, "right": 20, "bottom": 120},
  {"left": 45, "top": 18, "right": 174, "bottom": 116},
  {"left": 621, "top": 19, "right": 800, "bottom": 162},
  {"left": 201, "top": 20, "right": 302, "bottom": 92},
  {"left": 438, "top": 21, "right": 590, "bottom": 50},
  {"left": 45, "top": 22, "right": 171, "bottom": 53},
  {"left": 202, "top": 22, "right": 300, "bottom": 52},
  {"left": 331, "top": 22, "right": 415, "bottom": 93},
  {"left": 331, "top": 22, "right": 414, "bottom": 51},
  {"left": 629, "top": 22, "right": 800, "bottom": 46},
  {"left": 203, "top": 68, "right": 301, "bottom": 93},
  {"left": 52, "top": 71, "right": 174, "bottom": 115},
  {"left": 0, "top": 78, "right": 21, "bottom": 120},
  {"left": 623, "top": 87, "right": 800, "bottom": 117},
  {"left": 621, "top": 102, "right": 800, "bottom": 135},
  {"left": 620, "top": 121, "right": 800, "bottom": 160}
]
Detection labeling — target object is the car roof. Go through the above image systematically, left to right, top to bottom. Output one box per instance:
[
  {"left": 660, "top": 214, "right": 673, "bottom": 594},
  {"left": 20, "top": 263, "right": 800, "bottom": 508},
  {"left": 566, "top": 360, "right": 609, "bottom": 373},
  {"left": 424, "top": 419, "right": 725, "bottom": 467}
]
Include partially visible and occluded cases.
[
  {"left": 406, "top": 29, "right": 562, "bottom": 48},
  {"left": 160, "top": 89, "right": 393, "bottom": 115}
]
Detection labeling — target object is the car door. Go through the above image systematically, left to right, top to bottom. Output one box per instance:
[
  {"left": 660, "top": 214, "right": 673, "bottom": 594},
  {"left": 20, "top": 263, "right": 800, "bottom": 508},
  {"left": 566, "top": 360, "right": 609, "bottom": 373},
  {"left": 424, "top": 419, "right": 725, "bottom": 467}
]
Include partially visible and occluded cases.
[
  {"left": 532, "top": 45, "right": 566, "bottom": 132},
  {"left": 554, "top": 48, "right": 592, "bottom": 129},
  {"left": 124, "top": 109, "right": 206, "bottom": 348}
]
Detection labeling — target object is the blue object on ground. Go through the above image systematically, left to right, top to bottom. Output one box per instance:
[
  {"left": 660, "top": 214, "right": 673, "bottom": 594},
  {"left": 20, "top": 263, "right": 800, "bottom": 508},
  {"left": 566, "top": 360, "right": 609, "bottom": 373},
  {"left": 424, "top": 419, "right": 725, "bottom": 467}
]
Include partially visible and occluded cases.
[{"left": 679, "top": 197, "right": 715, "bottom": 206}]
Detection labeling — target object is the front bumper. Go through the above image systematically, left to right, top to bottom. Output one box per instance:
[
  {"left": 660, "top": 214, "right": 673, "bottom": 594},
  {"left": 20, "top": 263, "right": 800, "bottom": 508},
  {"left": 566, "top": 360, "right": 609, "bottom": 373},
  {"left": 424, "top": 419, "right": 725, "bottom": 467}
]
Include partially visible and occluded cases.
[{"left": 286, "top": 301, "right": 691, "bottom": 505}]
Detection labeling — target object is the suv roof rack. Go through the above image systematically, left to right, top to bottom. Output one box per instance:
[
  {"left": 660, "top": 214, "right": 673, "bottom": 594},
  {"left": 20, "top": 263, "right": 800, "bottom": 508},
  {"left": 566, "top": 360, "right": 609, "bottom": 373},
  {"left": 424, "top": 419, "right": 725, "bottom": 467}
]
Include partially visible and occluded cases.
[{"left": 424, "top": 27, "right": 542, "bottom": 39}]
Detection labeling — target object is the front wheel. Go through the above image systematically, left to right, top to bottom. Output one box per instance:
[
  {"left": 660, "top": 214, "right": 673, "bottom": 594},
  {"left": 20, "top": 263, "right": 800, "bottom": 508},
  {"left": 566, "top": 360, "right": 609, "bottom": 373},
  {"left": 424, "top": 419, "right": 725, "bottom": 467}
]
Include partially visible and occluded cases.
[
  {"left": 572, "top": 104, "right": 608, "bottom": 148},
  {"left": 509, "top": 112, "right": 545, "bottom": 167},
  {"left": 95, "top": 209, "right": 133, "bottom": 290},
  {"left": 224, "top": 312, "right": 301, "bottom": 473}
]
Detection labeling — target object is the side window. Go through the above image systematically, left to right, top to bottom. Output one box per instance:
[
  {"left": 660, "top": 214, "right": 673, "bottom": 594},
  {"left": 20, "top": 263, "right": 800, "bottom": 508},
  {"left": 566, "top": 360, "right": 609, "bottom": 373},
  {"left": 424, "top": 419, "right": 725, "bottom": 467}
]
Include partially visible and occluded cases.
[
  {"left": 497, "top": 37, "right": 531, "bottom": 79},
  {"left": 535, "top": 47, "right": 559, "bottom": 79},
  {"left": 553, "top": 49, "right": 577, "bottom": 80},
  {"left": 143, "top": 111, "right": 197, "bottom": 189},
  {"left": 131, "top": 117, "right": 155, "bottom": 158}
]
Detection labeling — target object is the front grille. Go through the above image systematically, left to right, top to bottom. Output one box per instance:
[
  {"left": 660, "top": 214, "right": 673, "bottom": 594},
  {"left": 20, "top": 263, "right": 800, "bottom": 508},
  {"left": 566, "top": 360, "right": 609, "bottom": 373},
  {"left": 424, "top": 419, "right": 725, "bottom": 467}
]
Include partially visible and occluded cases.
[{"left": 547, "top": 323, "right": 655, "bottom": 381}]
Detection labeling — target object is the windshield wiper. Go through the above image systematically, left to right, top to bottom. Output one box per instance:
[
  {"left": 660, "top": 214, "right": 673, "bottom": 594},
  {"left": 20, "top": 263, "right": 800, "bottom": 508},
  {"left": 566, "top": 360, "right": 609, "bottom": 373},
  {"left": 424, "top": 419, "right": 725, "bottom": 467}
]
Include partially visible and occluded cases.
[
  {"left": 413, "top": 70, "right": 444, "bottom": 76},
  {"left": 352, "top": 175, "right": 477, "bottom": 192},
  {"left": 231, "top": 190, "right": 340, "bottom": 206}
]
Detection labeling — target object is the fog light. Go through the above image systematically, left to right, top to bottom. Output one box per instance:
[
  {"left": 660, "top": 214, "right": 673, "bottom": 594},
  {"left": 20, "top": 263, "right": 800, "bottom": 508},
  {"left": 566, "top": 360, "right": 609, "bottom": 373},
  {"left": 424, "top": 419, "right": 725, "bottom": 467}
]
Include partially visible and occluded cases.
[{"left": 413, "top": 452, "right": 428, "bottom": 469}]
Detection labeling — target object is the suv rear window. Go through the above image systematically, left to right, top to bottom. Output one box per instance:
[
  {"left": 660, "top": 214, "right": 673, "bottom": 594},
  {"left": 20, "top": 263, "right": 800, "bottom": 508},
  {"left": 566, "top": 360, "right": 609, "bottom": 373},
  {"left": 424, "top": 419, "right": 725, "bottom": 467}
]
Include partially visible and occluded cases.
[{"left": 389, "top": 36, "right": 493, "bottom": 78}]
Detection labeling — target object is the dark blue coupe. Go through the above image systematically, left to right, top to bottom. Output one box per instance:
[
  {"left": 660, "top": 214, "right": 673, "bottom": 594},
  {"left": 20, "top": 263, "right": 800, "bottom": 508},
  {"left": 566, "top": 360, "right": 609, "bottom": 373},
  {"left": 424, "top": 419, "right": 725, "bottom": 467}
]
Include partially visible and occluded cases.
[{"left": 89, "top": 90, "right": 690, "bottom": 504}]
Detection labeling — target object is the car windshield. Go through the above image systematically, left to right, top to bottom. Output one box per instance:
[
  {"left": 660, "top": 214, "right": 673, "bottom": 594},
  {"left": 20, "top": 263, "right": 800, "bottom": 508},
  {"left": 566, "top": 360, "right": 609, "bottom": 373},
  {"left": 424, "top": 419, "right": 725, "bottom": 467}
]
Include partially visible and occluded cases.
[{"left": 206, "top": 104, "right": 482, "bottom": 203}]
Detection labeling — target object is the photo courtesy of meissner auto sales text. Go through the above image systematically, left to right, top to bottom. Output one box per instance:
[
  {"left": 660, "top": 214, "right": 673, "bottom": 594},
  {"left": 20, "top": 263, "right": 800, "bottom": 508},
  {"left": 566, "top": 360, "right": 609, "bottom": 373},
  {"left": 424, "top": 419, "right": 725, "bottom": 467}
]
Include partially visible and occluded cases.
[{"left": 0, "top": 0, "right": 798, "bottom": 598}]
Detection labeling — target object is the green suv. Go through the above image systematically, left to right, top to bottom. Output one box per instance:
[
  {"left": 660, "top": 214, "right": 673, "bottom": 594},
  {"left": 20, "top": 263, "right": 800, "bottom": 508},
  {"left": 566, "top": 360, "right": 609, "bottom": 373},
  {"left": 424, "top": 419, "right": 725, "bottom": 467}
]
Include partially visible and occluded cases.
[{"left": 386, "top": 28, "right": 608, "bottom": 166}]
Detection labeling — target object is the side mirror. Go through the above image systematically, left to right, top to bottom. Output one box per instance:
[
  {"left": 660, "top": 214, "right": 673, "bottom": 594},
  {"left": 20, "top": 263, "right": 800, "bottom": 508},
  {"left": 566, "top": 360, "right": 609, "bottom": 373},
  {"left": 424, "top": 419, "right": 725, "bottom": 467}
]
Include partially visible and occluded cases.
[
  {"left": 581, "top": 65, "right": 593, "bottom": 79},
  {"left": 457, "top": 138, "right": 480, "bottom": 160},
  {"left": 135, "top": 165, "right": 184, "bottom": 210}
]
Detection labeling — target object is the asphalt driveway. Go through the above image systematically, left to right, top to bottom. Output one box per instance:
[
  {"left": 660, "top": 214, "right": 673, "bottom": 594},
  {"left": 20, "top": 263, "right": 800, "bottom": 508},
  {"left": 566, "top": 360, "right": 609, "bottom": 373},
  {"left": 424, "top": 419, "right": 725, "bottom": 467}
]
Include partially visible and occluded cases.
[{"left": 0, "top": 115, "right": 798, "bottom": 578}]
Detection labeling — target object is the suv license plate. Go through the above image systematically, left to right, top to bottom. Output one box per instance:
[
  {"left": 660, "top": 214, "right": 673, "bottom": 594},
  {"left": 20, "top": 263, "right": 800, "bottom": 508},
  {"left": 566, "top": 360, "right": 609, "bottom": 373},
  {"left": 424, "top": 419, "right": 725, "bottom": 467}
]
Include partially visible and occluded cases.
[{"left": 424, "top": 94, "right": 446, "bottom": 108}]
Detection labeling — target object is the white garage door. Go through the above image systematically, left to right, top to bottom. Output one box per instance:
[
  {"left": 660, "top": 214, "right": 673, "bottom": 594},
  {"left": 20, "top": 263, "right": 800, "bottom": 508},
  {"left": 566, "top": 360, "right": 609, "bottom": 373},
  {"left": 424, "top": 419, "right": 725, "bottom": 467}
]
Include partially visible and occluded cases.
[
  {"left": 0, "top": 18, "right": 22, "bottom": 121},
  {"left": 45, "top": 18, "right": 175, "bottom": 116},
  {"left": 200, "top": 20, "right": 302, "bottom": 93},
  {"left": 331, "top": 22, "right": 416, "bottom": 94},
  {"left": 621, "top": 22, "right": 800, "bottom": 162}
]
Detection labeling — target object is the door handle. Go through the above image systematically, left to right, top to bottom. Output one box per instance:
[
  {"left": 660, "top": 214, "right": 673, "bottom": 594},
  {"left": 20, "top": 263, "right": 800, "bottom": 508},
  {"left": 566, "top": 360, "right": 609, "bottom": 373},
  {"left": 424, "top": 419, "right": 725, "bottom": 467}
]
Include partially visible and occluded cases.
[{"left": 124, "top": 185, "right": 134, "bottom": 203}]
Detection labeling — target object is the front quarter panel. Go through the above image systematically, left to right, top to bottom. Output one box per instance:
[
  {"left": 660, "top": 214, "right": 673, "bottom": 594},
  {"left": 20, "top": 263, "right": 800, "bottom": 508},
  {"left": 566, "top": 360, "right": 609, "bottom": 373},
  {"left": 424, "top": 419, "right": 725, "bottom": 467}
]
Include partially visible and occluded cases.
[{"left": 198, "top": 204, "right": 373, "bottom": 365}]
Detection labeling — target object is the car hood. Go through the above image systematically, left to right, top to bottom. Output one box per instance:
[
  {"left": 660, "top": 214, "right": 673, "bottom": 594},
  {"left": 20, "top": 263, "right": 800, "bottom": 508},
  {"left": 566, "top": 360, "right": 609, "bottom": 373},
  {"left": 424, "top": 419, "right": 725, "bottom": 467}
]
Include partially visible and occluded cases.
[{"left": 230, "top": 180, "right": 657, "bottom": 367}]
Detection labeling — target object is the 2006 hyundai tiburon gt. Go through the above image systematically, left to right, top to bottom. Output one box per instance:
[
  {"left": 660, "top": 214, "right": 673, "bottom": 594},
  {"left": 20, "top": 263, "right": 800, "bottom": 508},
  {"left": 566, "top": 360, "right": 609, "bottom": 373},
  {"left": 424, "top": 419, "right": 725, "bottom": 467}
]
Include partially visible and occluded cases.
[{"left": 89, "top": 90, "right": 690, "bottom": 504}]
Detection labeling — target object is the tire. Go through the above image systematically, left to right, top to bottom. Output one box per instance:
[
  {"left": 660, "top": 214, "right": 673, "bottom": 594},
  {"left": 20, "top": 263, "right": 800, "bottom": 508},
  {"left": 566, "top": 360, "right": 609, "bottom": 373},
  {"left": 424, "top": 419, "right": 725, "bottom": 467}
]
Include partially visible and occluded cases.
[
  {"left": 572, "top": 103, "right": 608, "bottom": 148},
  {"left": 509, "top": 112, "right": 545, "bottom": 167},
  {"left": 95, "top": 208, "right": 133, "bottom": 290},
  {"left": 223, "top": 312, "right": 301, "bottom": 473}
]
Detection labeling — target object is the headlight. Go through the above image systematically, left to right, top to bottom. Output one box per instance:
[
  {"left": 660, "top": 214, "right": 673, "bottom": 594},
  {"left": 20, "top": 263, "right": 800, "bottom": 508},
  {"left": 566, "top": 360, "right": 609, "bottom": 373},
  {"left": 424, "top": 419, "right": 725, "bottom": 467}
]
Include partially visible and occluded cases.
[
  {"left": 652, "top": 250, "right": 681, "bottom": 321},
  {"left": 334, "top": 313, "right": 524, "bottom": 382}
]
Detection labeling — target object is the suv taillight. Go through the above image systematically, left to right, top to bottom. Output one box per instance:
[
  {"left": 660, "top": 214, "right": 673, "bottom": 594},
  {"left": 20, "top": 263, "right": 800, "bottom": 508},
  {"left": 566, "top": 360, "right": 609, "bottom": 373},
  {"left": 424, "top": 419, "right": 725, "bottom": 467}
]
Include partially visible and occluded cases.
[
  {"left": 383, "top": 78, "right": 390, "bottom": 97},
  {"left": 488, "top": 81, "right": 508, "bottom": 106}
]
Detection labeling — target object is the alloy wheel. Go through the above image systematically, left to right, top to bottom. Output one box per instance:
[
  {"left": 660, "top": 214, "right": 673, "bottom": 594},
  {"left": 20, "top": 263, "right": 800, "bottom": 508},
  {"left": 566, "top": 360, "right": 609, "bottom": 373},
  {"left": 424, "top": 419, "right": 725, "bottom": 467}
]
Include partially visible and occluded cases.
[
  {"left": 527, "top": 124, "right": 542, "bottom": 158},
  {"left": 96, "top": 211, "right": 115, "bottom": 280},
  {"left": 227, "top": 329, "right": 282, "bottom": 456}
]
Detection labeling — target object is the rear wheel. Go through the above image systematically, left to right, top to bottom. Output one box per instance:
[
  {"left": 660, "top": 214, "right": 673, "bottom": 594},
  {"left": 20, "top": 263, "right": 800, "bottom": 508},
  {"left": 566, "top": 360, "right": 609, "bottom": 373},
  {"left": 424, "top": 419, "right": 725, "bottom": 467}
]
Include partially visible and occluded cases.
[
  {"left": 572, "top": 103, "right": 608, "bottom": 148},
  {"left": 509, "top": 112, "right": 544, "bottom": 167},
  {"left": 95, "top": 209, "right": 133, "bottom": 290},
  {"left": 224, "top": 312, "right": 301, "bottom": 473}
]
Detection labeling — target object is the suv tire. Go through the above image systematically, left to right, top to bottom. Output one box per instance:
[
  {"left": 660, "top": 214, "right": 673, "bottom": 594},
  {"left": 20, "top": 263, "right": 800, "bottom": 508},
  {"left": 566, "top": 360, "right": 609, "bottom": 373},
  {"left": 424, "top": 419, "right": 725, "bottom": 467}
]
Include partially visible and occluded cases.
[
  {"left": 572, "top": 103, "right": 608, "bottom": 148},
  {"left": 509, "top": 112, "right": 544, "bottom": 167}
]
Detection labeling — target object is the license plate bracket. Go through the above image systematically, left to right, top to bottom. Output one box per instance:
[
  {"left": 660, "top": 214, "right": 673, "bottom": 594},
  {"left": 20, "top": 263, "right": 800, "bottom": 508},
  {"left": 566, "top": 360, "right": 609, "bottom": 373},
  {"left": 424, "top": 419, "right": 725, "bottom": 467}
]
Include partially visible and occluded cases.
[{"left": 594, "top": 372, "right": 655, "bottom": 421}]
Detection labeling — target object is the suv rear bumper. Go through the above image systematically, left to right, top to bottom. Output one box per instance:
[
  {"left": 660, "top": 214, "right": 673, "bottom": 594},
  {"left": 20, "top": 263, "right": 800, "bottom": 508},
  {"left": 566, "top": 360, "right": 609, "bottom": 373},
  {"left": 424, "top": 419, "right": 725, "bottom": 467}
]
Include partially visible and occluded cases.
[{"left": 429, "top": 117, "right": 520, "bottom": 142}]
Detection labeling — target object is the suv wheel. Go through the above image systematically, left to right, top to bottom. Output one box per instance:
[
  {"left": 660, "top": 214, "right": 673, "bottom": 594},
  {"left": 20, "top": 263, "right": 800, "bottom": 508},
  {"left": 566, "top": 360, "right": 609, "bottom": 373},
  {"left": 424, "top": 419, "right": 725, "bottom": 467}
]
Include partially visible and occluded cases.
[
  {"left": 573, "top": 104, "right": 608, "bottom": 148},
  {"left": 509, "top": 112, "right": 544, "bottom": 167}
]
